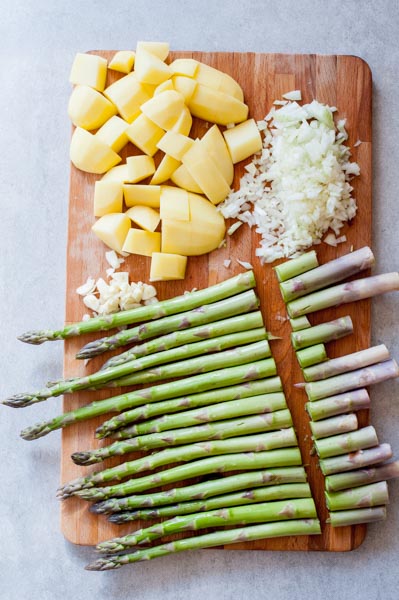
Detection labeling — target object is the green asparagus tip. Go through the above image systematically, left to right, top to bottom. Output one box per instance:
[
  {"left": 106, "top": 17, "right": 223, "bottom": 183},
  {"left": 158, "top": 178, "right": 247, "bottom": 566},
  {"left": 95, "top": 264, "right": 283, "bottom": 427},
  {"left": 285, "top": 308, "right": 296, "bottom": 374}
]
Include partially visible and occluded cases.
[
  {"left": 17, "top": 330, "right": 53, "bottom": 345},
  {"left": 75, "top": 338, "right": 111, "bottom": 360},
  {"left": 2, "top": 394, "right": 36, "bottom": 408},
  {"left": 20, "top": 423, "right": 50, "bottom": 440},
  {"left": 71, "top": 451, "right": 101, "bottom": 466},
  {"left": 89, "top": 501, "right": 111, "bottom": 514},
  {"left": 108, "top": 513, "right": 133, "bottom": 524},
  {"left": 95, "top": 541, "right": 125, "bottom": 554},
  {"left": 85, "top": 558, "right": 122, "bottom": 571}
]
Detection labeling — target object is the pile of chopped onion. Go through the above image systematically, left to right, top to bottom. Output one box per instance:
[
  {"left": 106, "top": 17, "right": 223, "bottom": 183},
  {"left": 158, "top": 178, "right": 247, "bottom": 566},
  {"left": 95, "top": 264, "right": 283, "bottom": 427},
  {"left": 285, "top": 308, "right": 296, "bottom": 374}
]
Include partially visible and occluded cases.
[{"left": 219, "top": 96, "right": 360, "bottom": 262}]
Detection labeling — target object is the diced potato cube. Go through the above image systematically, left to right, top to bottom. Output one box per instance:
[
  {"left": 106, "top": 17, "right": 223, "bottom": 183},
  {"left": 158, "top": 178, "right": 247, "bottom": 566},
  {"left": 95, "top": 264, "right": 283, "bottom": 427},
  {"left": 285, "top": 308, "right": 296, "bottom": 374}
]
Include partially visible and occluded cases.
[
  {"left": 136, "top": 41, "right": 170, "bottom": 61},
  {"left": 134, "top": 48, "right": 171, "bottom": 85},
  {"left": 109, "top": 51, "right": 135, "bottom": 74},
  {"left": 69, "top": 53, "right": 108, "bottom": 92},
  {"left": 169, "top": 59, "right": 199, "bottom": 77},
  {"left": 194, "top": 62, "right": 244, "bottom": 101},
  {"left": 104, "top": 74, "right": 152, "bottom": 122},
  {"left": 172, "top": 76, "right": 197, "bottom": 103},
  {"left": 154, "top": 80, "right": 174, "bottom": 95},
  {"left": 68, "top": 85, "right": 117, "bottom": 130},
  {"left": 188, "top": 85, "right": 248, "bottom": 125},
  {"left": 141, "top": 91, "right": 185, "bottom": 130},
  {"left": 170, "top": 106, "right": 193, "bottom": 136},
  {"left": 126, "top": 114, "right": 165, "bottom": 156},
  {"left": 95, "top": 116, "right": 129, "bottom": 152},
  {"left": 223, "top": 119, "right": 263, "bottom": 163},
  {"left": 199, "top": 124, "right": 234, "bottom": 185},
  {"left": 70, "top": 128, "right": 121, "bottom": 174},
  {"left": 156, "top": 131, "right": 194, "bottom": 161},
  {"left": 182, "top": 143, "right": 231, "bottom": 204},
  {"left": 126, "top": 155, "right": 155, "bottom": 183},
  {"left": 150, "top": 155, "right": 181, "bottom": 185},
  {"left": 102, "top": 164, "right": 130, "bottom": 183},
  {"left": 170, "top": 164, "right": 203, "bottom": 193},
  {"left": 93, "top": 181, "right": 123, "bottom": 216},
  {"left": 123, "top": 184, "right": 161, "bottom": 207},
  {"left": 160, "top": 186, "right": 190, "bottom": 221},
  {"left": 125, "top": 205, "right": 160, "bottom": 232},
  {"left": 92, "top": 213, "right": 131, "bottom": 253},
  {"left": 122, "top": 229, "right": 161, "bottom": 256},
  {"left": 150, "top": 252, "right": 187, "bottom": 281}
]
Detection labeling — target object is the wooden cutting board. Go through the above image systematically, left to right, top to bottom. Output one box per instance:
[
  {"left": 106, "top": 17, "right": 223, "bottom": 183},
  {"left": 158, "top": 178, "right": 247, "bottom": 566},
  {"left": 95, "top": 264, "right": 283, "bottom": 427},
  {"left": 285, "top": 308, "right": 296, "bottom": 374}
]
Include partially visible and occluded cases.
[{"left": 61, "top": 51, "right": 372, "bottom": 551}]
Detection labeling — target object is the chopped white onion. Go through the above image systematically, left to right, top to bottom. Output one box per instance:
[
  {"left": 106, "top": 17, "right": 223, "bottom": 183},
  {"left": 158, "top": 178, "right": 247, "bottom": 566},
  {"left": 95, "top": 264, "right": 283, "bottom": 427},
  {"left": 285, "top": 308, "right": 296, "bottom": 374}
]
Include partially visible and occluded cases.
[
  {"left": 282, "top": 90, "right": 302, "bottom": 101},
  {"left": 227, "top": 221, "right": 243, "bottom": 236},
  {"left": 223, "top": 259, "right": 232, "bottom": 268},
  {"left": 237, "top": 259, "right": 253, "bottom": 270}
]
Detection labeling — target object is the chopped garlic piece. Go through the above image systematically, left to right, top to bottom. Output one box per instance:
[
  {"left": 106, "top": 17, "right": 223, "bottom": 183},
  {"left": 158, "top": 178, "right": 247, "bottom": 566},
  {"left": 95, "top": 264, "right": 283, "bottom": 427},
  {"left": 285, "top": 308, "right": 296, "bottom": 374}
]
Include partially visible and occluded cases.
[
  {"left": 273, "top": 99, "right": 288, "bottom": 106},
  {"left": 354, "top": 140, "right": 362, "bottom": 147},
  {"left": 105, "top": 250, "right": 121, "bottom": 269},
  {"left": 106, "top": 267, "right": 115, "bottom": 277},
  {"left": 76, "top": 277, "right": 96, "bottom": 296},
  {"left": 142, "top": 284, "right": 157, "bottom": 301},
  {"left": 83, "top": 294, "right": 101, "bottom": 312},
  {"left": 144, "top": 297, "right": 159, "bottom": 306},
  {"left": 82, "top": 313, "right": 91, "bottom": 321}
]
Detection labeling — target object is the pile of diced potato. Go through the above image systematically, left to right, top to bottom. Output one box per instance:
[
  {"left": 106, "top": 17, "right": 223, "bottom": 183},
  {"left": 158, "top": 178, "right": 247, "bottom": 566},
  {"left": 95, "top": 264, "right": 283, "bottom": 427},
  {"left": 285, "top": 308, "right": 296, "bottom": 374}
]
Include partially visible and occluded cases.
[{"left": 68, "top": 42, "right": 262, "bottom": 281}]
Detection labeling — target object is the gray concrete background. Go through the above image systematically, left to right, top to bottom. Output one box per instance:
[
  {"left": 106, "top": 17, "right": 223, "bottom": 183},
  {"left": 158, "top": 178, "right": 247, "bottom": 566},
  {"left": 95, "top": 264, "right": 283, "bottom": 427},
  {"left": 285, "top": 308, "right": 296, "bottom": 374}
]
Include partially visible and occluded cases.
[{"left": 1, "top": 1, "right": 398, "bottom": 598}]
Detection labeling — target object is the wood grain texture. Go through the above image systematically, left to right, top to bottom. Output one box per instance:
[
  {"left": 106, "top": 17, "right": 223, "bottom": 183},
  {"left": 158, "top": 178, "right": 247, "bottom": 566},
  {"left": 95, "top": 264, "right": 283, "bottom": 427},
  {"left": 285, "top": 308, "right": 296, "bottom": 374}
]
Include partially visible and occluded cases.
[{"left": 61, "top": 52, "right": 372, "bottom": 551}]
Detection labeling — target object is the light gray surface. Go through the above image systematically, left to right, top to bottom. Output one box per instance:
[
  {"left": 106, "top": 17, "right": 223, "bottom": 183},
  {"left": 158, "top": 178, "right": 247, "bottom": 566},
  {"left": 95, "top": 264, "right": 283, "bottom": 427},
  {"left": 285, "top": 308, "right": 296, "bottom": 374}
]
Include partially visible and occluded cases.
[{"left": 1, "top": 0, "right": 398, "bottom": 598}]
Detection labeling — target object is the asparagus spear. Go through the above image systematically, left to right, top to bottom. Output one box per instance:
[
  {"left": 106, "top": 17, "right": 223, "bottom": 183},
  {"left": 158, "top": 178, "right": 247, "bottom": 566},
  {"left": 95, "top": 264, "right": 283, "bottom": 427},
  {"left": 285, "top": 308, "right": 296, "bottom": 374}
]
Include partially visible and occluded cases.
[
  {"left": 279, "top": 246, "right": 375, "bottom": 302},
  {"left": 274, "top": 251, "right": 319, "bottom": 282},
  {"left": 18, "top": 271, "right": 256, "bottom": 344},
  {"left": 287, "top": 272, "right": 399, "bottom": 318},
  {"left": 76, "top": 289, "right": 260, "bottom": 359},
  {"left": 101, "top": 311, "right": 265, "bottom": 370},
  {"left": 289, "top": 316, "right": 311, "bottom": 331},
  {"left": 291, "top": 316, "right": 353, "bottom": 350},
  {"left": 4, "top": 328, "right": 268, "bottom": 408},
  {"left": 296, "top": 344, "right": 328, "bottom": 369},
  {"left": 303, "top": 345, "right": 390, "bottom": 382},
  {"left": 20, "top": 360, "right": 275, "bottom": 440},
  {"left": 301, "top": 360, "right": 399, "bottom": 401},
  {"left": 306, "top": 389, "right": 370, "bottom": 421},
  {"left": 309, "top": 414, "right": 358, "bottom": 440},
  {"left": 314, "top": 426, "right": 378, "bottom": 459},
  {"left": 59, "top": 431, "right": 299, "bottom": 497},
  {"left": 319, "top": 444, "right": 393, "bottom": 476},
  {"left": 79, "top": 446, "right": 301, "bottom": 502},
  {"left": 325, "top": 461, "right": 399, "bottom": 492},
  {"left": 91, "top": 463, "right": 305, "bottom": 514},
  {"left": 325, "top": 481, "right": 389, "bottom": 511},
  {"left": 107, "top": 483, "right": 312, "bottom": 523},
  {"left": 96, "top": 498, "right": 318, "bottom": 552},
  {"left": 327, "top": 507, "right": 386, "bottom": 527},
  {"left": 85, "top": 519, "right": 321, "bottom": 570}
]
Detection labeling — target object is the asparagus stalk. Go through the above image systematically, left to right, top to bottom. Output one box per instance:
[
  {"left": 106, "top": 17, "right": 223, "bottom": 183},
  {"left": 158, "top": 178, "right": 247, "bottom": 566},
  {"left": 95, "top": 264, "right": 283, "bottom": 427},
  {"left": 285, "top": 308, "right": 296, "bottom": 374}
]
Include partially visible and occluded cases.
[
  {"left": 279, "top": 246, "right": 375, "bottom": 302},
  {"left": 274, "top": 251, "right": 319, "bottom": 282},
  {"left": 18, "top": 271, "right": 256, "bottom": 344},
  {"left": 287, "top": 272, "right": 399, "bottom": 318},
  {"left": 101, "top": 311, "right": 265, "bottom": 370},
  {"left": 289, "top": 316, "right": 311, "bottom": 331},
  {"left": 291, "top": 316, "right": 353, "bottom": 350},
  {"left": 296, "top": 344, "right": 328, "bottom": 369},
  {"left": 303, "top": 344, "right": 390, "bottom": 382},
  {"left": 20, "top": 360, "right": 275, "bottom": 440},
  {"left": 302, "top": 360, "right": 399, "bottom": 401},
  {"left": 306, "top": 389, "right": 370, "bottom": 421},
  {"left": 310, "top": 414, "right": 358, "bottom": 440},
  {"left": 314, "top": 426, "right": 378, "bottom": 459},
  {"left": 59, "top": 432, "right": 299, "bottom": 496},
  {"left": 319, "top": 444, "right": 393, "bottom": 476},
  {"left": 79, "top": 446, "right": 302, "bottom": 503},
  {"left": 325, "top": 460, "right": 399, "bottom": 492},
  {"left": 91, "top": 463, "right": 305, "bottom": 514},
  {"left": 325, "top": 481, "right": 389, "bottom": 511},
  {"left": 107, "top": 483, "right": 312, "bottom": 523},
  {"left": 96, "top": 498, "right": 318, "bottom": 552},
  {"left": 327, "top": 506, "right": 386, "bottom": 527},
  {"left": 86, "top": 519, "right": 321, "bottom": 570}
]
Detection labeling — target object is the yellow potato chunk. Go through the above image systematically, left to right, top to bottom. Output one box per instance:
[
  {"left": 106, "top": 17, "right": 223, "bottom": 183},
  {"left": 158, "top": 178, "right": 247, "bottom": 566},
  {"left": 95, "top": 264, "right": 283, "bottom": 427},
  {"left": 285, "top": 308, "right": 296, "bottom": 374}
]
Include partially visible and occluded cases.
[
  {"left": 136, "top": 41, "right": 170, "bottom": 61},
  {"left": 134, "top": 48, "right": 171, "bottom": 85},
  {"left": 109, "top": 51, "right": 135, "bottom": 74},
  {"left": 69, "top": 53, "right": 108, "bottom": 92},
  {"left": 169, "top": 59, "right": 199, "bottom": 77},
  {"left": 194, "top": 62, "right": 244, "bottom": 101},
  {"left": 104, "top": 74, "right": 152, "bottom": 123},
  {"left": 172, "top": 76, "right": 197, "bottom": 103},
  {"left": 154, "top": 80, "right": 174, "bottom": 95},
  {"left": 68, "top": 85, "right": 117, "bottom": 130},
  {"left": 188, "top": 85, "right": 248, "bottom": 126},
  {"left": 141, "top": 91, "right": 185, "bottom": 130},
  {"left": 170, "top": 106, "right": 193, "bottom": 136},
  {"left": 126, "top": 114, "right": 165, "bottom": 156},
  {"left": 95, "top": 116, "right": 129, "bottom": 152},
  {"left": 223, "top": 118, "right": 263, "bottom": 163},
  {"left": 199, "top": 124, "right": 234, "bottom": 185},
  {"left": 70, "top": 128, "right": 121, "bottom": 174},
  {"left": 157, "top": 131, "right": 194, "bottom": 161},
  {"left": 182, "top": 143, "right": 231, "bottom": 205},
  {"left": 126, "top": 155, "right": 155, "bottom": 183},
  {"left": 150, "top": 155, "right": 181, "bottom": 185},
  {"left": 102, "top": 164, "right": 130, "bottom": 183},
  {"left": 170, "top": 164, "right": 203, "bottom": 193},
  {"left": 93, "top": 181, "right": 123, "bottom": 217},
  {"left": 123, "top": 184, "right": 161, "bottom": 207},
  {"left": 160, "top": 186, "right": 190, "bottom": 221},
  {"left": 161, "top": 192, "right": 225, "bottom": 255},
  {"left": 125, "top": 205, "right": 160, "bottom": 232},
  {"left": 92, "top": 213, "right": 131, "bottom": 253},
  {"left": 122, "top": 229, "right": 161, "bottom": 256},
  {"left": 150, "top": 252, "right": 187, "bottom": 281}
]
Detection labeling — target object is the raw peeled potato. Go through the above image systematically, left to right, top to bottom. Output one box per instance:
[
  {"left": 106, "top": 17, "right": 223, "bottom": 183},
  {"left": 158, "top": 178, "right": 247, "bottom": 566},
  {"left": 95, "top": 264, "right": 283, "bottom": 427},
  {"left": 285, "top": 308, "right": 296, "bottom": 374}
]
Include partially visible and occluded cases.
[
  {"left": 136, "top": 41, "right": 170, "bottom": 61},
  {"left": 134, "top": 48, "right": 171, "bottom": 85},
  {"left": 109, "top": 51, "right": 135, "bottom": 74},
  {"left": 69, "top": 53, "right": 108, "bottom": 92},
  {"left": 169, "top": 58, "right": 199, "bottom": 77},
  {"left": 194, "top": 62, "right": 244, "bottom": 102},
  {"left": 103, "top": 74, "right": 152, "bottom": 122},
  {"left": 172, "top": 76, "right": 197, "bottom": 103},
  {"left": 154, "top": 80, "right": 174, "bottom": 95},
  {"left": 68, "top": 85, "right": 117, "bottom": 130},
  {"left": 188, "top": 85, "right": 248, "bottom": 125},
  {"left": 141, "top": 90, "right": 185, "bottom": 130},
  {"left": 170, "top": 106, "right": 192, "bottom": 136},
  {"left": 126, "top": 114, "right": 165, "bottom": 156},
  {"left": 95, "top": 116, "right": 129, "bottom": 153},
  {"left": 223, "top": 118, "right": 263, "bottom": 163},
  {"left": 199, "top": 124, "right": 234, "bottom": 185},
  {"left": 70, "top": 128, "right": 121, "bottom": 174},
  {"left": 156, "top": 131, "right": 194, "bottom": 161},
  {"left": 182, "top": 143, "right": 231, "bottom": 205},
  {"left": 126, "top": 155, "right": 155, "bottom": 182},
  {"left": 150, "top": 155, "right": 181, "bottom": 185},
  {"left": 101, "top": 164, "right": 131, "bottom": 183},
  {"left": 171, "top": 164, "right": 203, "bottom": 194},
  {"left": 93, "top": 181, "right": 123, "bottom": 217},
  {"left": 124, "top": 184, "right": 161, "bottom": 208},
  {"left": 160, "top": 186, "right": 190, "bottom": 221},
  {"left": 125, "top": 205, "right": 160, "bottom": 232},
  {"left": 92, "top": 213, "right": 131, "bottom": 253},
  {"left": 122, "top": 229, "right": 161, "bottom": 256},
  {"left": 150, "top": 252, "right": 187, "bottom": 281}
]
